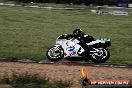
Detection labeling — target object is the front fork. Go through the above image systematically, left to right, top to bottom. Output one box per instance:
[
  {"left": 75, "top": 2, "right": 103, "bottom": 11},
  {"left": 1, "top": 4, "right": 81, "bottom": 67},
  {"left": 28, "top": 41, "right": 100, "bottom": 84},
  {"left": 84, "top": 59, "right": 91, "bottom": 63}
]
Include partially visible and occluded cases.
[{"left": 54, "top": 45, "right": 62, "bottom": 52}]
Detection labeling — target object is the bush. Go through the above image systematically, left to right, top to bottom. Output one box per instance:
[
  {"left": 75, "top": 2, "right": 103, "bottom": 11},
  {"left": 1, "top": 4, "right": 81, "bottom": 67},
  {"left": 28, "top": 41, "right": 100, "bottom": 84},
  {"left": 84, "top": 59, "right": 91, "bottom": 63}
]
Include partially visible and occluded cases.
[
  {"left": 5, "top": 0, "right": 132, "bottom": 5},
  {"left": 0, "top": 72, "right": 72, "bottom": 88}
]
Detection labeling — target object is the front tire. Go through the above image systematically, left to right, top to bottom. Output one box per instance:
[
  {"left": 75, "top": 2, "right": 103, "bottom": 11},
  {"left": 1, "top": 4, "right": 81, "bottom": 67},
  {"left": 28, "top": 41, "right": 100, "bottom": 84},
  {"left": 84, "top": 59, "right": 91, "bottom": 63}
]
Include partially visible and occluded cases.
[
  {"left": 46, "top": 46, "right": 64, "bottom": 61},
  {"left": 91, "top": 48, "right": 110, "bottom": 63}
]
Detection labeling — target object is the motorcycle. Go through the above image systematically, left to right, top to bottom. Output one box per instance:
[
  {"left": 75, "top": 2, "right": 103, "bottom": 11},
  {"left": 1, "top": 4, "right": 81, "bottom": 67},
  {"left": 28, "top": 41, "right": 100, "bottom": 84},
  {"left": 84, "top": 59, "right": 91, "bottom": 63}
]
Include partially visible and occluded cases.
[{"left": 46, "top": 34, "right": 111, "bottom": 63}]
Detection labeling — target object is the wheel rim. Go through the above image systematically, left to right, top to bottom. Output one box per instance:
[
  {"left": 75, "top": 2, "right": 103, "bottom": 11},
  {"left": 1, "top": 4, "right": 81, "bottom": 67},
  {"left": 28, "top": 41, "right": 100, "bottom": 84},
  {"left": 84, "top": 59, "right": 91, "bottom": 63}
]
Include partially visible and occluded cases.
[
  {"left": 48, "top": 47, "right": 63, "bottom": 59},
  {"left": 92, "top": 48, "right": 108, "bottom": 60}
]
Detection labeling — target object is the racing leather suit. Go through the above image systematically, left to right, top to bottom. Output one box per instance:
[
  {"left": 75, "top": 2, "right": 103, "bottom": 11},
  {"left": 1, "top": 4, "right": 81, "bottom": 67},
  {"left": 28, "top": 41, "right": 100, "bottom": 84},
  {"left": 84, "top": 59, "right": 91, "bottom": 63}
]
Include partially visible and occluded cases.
[{"left": 61, "top": 33, "right": 95, "bottom": 50}]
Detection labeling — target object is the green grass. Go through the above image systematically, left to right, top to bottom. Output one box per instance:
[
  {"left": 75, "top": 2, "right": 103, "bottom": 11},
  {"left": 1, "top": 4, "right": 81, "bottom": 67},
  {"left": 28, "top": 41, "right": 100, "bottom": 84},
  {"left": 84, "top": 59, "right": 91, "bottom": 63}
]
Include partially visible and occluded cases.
[{"left": 0, "top": 5, "right": 132, "bottom": 64}]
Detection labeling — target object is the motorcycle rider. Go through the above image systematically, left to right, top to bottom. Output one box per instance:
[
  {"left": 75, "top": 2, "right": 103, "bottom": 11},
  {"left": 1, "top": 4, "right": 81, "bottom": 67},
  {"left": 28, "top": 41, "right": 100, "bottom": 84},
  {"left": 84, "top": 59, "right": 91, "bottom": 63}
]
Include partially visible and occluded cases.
[
  {"left": 62, "top": 28, "right": 94, "bottom": 42},
  {"left": 63, "top": 28, "right": 94, "bottom": 45},
  {"left": 72, "top": 28, "right": 94, "bottom": 43},
  {"left": 62, "top": 29, "right": 95, "bottom": 58},
  {"left": 72, "top": 29, "right": 95, "bottom": 54}
]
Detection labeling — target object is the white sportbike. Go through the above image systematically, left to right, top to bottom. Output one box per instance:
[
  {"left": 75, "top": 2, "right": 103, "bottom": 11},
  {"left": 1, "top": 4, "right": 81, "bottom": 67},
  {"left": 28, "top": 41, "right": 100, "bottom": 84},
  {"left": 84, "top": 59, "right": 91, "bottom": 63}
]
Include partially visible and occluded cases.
[{"left": 46, "top": 35, "right": 111, "bottom": 63}]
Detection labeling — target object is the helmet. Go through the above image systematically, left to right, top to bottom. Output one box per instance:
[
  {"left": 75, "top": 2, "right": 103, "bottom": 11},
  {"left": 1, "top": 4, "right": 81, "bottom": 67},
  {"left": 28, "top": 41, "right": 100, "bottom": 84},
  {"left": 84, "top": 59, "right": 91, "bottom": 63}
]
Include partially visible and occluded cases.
[{"left": 73, "top": 28, "right": 83, "bottom": 35}]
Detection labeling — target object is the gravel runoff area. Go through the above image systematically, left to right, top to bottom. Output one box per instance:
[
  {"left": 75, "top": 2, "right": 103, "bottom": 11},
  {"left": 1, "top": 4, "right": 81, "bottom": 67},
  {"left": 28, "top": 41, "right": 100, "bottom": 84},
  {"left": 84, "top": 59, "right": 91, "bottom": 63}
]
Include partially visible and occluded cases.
[{"left": 0, "top": 62, "right": 132, "bottom": 88}]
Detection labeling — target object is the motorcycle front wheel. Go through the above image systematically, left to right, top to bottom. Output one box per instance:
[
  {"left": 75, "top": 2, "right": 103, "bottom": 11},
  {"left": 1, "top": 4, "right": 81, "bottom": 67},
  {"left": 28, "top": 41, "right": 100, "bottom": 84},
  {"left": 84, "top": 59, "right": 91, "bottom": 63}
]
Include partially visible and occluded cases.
[
  {"left": 46, "top": 46, "right": 64, "bottom": 61},
  {"left": 90, "top": 48, "right": 110, "bottom": 63}
]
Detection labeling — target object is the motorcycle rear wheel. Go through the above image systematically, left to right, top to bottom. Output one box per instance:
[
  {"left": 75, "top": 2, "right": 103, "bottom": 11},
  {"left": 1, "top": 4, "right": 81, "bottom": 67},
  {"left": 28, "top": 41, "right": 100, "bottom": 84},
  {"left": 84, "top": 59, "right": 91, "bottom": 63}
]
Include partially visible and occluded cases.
[
  {"left": 46, "top": 46, "right": 64, "bottom": 61},
  {"left": 91, "top": 48, "right": 110, "bottom": 63}
]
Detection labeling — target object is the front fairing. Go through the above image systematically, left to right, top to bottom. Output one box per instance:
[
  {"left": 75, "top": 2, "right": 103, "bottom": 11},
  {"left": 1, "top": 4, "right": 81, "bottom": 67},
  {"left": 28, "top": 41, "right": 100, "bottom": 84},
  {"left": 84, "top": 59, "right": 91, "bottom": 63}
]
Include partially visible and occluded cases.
[{"left": 56, "top": 38, "right": 84, "bottom": 58}]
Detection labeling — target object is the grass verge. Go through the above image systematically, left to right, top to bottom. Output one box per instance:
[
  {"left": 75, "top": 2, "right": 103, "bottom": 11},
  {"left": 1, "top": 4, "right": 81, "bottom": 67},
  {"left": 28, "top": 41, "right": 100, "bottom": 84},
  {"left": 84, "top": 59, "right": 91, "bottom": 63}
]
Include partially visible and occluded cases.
[{"left": 0, "top": 5, "right": 131, "bottom": 64}]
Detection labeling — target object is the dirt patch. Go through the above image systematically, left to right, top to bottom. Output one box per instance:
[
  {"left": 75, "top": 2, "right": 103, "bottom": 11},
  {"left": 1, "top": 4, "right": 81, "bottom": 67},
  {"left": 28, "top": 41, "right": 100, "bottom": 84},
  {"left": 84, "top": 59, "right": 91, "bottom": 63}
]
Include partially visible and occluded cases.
[{"left": 0, "top": 62, "right": 132, "bottom": 88}]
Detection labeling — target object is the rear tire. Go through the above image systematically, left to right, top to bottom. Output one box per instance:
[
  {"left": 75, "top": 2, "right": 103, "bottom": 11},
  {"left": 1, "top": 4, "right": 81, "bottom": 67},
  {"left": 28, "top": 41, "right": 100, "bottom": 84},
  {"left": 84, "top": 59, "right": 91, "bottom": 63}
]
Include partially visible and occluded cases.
[
  {"left": 46, "top": 46, "right": 64, "bottom": 61},
  {"left": 91, "top": 48, "right": 110, "bottom": 63}
]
